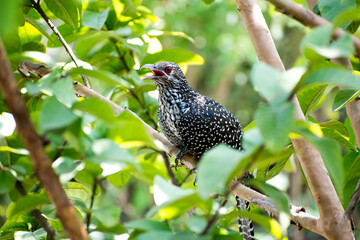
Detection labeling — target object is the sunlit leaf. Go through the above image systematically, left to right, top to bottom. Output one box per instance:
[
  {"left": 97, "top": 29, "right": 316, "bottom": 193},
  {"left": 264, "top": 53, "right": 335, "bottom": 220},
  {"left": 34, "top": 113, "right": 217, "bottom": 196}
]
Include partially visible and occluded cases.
[
  {"left": 45, "top": 0, "right": 80, "bottom": 29},
  {"left": 82, "top": 8, "right": 109, "bottom": 30},
  {"left": 25, "top": 17, "right": 55, "bottom": 44},
  {"left": 141, "top": 49, "right": 204, "bottom": 66},
  {"left": 297, "top": 83, "right": 328, "bottom": 116},
  {"left": 333, "top": 88, "right": 360, "bottom": 112},
  {"left": 72, "top": 98, "right": 117, "bottom": 123},
  {"left": 107, "top": 170, "right": 131, "bottom": 188},
  {"left": 6, "top": 193, "right": 50, "bottom": 218}
]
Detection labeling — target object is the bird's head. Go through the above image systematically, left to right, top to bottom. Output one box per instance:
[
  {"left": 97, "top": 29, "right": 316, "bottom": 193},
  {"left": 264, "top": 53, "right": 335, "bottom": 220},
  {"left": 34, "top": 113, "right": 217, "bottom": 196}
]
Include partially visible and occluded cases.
[{"left": 141, "top": 62, "right": 187, "bottom": 87}]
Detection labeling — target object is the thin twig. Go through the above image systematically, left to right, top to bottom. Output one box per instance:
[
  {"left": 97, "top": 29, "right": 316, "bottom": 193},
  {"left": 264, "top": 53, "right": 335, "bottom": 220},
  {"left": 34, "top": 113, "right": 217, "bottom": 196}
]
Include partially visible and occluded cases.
[
  {"left": 29, "top": 0, "right": 90, "bottom": 87},
  {"left": 112, "top": 40, "right": 130, "bottom": 72},
  {"left": 129, "top": 90, "right": 158, "bottom": 129},
  {"left": 159, "top": 151, "right": 179, "bottom": 186},
  {"left": 86, "top": 178, "right": 98, "bottom": 232},
  {"left": 345, "top": 178, "right": 360, "bottom": 218},
  {"left": 15, "top": 181, "right": 56, "bottom": 240}
]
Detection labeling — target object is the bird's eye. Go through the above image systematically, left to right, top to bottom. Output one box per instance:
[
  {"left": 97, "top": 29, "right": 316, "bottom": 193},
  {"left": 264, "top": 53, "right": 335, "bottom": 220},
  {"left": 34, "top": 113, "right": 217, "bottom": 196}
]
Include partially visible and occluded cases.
[{"left": 165, "top": 66, "right": 172, "bottom": 73}]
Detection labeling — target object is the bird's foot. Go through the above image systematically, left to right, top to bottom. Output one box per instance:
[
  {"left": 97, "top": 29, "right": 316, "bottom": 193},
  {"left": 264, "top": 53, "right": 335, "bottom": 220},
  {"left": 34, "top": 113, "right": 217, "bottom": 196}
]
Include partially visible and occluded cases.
[
  {"left": 175, "top": 147, "right": 189, "bottom": 171},
  {"left": 190, "top": 167, "right": 197, "bottom": 186}
]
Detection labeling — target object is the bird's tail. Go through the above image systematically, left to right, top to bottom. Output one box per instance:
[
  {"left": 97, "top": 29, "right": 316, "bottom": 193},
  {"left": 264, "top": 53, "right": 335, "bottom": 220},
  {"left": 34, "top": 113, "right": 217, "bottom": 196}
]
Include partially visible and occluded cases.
[{"left": 236, "top": 196, "right": 254, "bottom": 240}]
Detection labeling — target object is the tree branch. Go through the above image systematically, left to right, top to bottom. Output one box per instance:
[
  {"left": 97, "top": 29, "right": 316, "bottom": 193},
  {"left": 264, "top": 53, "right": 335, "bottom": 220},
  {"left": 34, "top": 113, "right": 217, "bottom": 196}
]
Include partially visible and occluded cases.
[
  {"left": 29, "top": 0, "right": 90, "bottom": 87},
  {"left": 235, "top": 0, "right": 354, "bottom": 239},
  {"left": 265, "top": 0, "right": 360, "bottom": 57},
  {"left": 0, "top": 42, "right": 88, "bottom": 240},
  {"left": 18, "top": 60, "right": 326, "bottom": 236},
  {"left": 345, "top": 178, "right": 360, "bottom": 218}
]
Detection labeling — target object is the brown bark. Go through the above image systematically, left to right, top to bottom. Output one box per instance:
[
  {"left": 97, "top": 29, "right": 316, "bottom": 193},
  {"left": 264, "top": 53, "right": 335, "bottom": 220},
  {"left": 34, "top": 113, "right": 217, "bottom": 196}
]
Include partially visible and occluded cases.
[
  {"left": 235, "top": 0, "right": 354, "bottom": 239},
  {"left": 265, "top": 0, "right": 360, "bottom": 57},
  {"left": 0, "top": 43, "right": 88, "bottom": 239}
]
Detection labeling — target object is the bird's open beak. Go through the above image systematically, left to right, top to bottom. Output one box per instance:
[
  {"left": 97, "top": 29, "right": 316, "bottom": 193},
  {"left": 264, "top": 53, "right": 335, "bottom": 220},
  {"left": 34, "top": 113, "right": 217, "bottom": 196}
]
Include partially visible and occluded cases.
[{"left": 141, "top": 64, "right": 165, "bottom": 80}]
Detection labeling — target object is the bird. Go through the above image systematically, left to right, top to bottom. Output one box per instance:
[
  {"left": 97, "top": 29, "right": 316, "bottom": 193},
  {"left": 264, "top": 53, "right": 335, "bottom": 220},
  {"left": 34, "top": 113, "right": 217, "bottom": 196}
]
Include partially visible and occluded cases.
[{"left": 141, "top": 62, "right": 254, "bottom": 240}]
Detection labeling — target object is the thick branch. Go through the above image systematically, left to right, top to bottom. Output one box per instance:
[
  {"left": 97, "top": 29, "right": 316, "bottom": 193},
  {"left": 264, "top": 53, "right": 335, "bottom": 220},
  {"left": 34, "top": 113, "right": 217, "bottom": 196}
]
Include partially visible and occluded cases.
[
  {"left": 29, "top": 0, "right": 90, "bottom": 87},
  {"left": 235, "top": 0, "right": 354, "bottom": 239},
  {"left": 265, "top": 0, "right": 360, "bottom": 57},
  {"left": 0, "top": 43, "right": 88, "bottom": 240},
  {"left": 18, "top": 61, "right": 325, "bottom": 235}
]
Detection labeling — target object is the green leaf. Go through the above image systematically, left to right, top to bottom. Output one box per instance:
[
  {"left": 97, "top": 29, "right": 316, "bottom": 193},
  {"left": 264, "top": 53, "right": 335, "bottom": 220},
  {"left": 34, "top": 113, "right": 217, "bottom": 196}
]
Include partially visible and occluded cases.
[
  {"left": 0, "top": 0, "right": 21, "bottom": 36},
  {"left": 45, "top": 0, "right": 80, "bottom": 29},
  {"left": 202, "top": 0, "right": 215, "bottom": 4},
  {"left": 318, "top": 0, "right": 356, "bottom": 25},
  {"left": 82, "top": 8, "right": 109, "bottom": 30},
  {"left": 333, "top": 8, "right": 360, "bottom": 28},
  {"left": 25, "top": 17, "right": 55, "bottom": 44},
  {"left": 18, "top": 21, "right": 42, "bottom": 45},
  {"left": 301, "top": 25, "right": 354, "bottom": 58},
  {"left": 147, "top": 30, "right": 194, "bottom": 42},
  {"left": 22, "top": 41, "right": 46, "bottom": 53},
  {"left": 141, "top": 49, "right": 204, "bottom": 66},
  {"left": 250, "top": 63, "right": 305, "bottom": 104},
  {"left": 306, "top": 66, "right": 360, "bottom": 89},
  {"left": 69, "top": 67, "right": 130, "bottom": 88},
  {"left": 37, "top": 69, "right": 77, "bottom": 106},
  {"left": 297, "top": 83, "right": 328, "bottom": 116},
  {"left": 333, "top": 88, "right": 360, "bottom": 112},
  {"left": 39, "top": 96, "right": 78, "bottom": 131},
  {"left": 72, "top": 98, "right": 117, "bottom": 123},
  {"left": 255, "top": 102, "right": 294, "bottom": 153},
  {"left": 108, "top": 111, "right": 155, "bottom": 148},
  {"left": 319, "top": 120, "right": 349, "bottom": 136},
  {"left": 319, "top": 121, "right": 355, "bottom": 150},
  {"left": 90, "top": 139, "right": 139, "bottom": 176},
  {"left": 197, "top": 144, "right": 248, "bottom": 199},
  {"left": 256, "top": 152, "right": 291, "bottom": 181},
  {"left": 343, "top": 152, "right": 360, "bottom": 184},
  {"left": 52, "top": 157, "right": 84, "bottom": 184},
  {"left": 0, "top": 169, "right": 16, "bottom": 194},
  {"left": 106, "top": 170, "right": 131, "bottom": 188},
  {"left": 148, "top": 176, "right": 204, "bottom": 219},
  {"left": 252, "top": 180, "right": 289, "bottom": 214},
  {"left": 6, "top": 193, "right": 50, "bottom": 218},
  {"left": 92, "top": 206, "right": 121, "bottom": 227},
  {"left": 221, "top": 210, "right": 282, "bottom": 239},
  {"left": 187, "top": 216, "right": 207, "bottom": 234},
  {"left": 125, "top": 219, "right": 170, "bottom": 232},
  {"left": 14, "top": 229, "right": 47, "bottom": 240},
  {"left": 136, "top": 231, "right": 173, "bottom": 240}
]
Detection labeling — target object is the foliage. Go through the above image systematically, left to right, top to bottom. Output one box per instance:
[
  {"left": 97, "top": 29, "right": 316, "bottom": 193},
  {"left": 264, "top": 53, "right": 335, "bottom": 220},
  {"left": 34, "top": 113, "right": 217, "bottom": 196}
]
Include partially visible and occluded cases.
[{"left": 0, "top": 0, "right": 359, "bottom": 239}]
